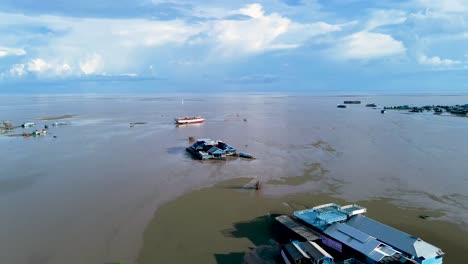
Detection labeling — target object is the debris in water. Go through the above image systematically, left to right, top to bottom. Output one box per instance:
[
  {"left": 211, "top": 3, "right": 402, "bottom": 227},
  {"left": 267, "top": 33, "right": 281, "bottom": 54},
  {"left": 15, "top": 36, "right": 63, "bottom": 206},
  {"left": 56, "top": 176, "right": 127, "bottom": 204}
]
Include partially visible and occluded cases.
[
  {"left": 130, "top": 122, "right": 147, "bottom": 127},
  {"left": 188, "top": 136, "right": 196, "bottom": 143},
  {"left": 255, "top": 180, "right": 262, "bottom": 190},
  {"left": 419, "top": 215, "right": 430, "bottom": 220}
]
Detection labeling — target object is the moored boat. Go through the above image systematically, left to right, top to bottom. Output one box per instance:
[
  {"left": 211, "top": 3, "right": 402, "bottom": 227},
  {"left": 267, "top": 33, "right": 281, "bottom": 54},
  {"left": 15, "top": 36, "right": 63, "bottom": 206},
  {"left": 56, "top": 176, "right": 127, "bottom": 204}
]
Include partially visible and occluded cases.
[
  {"left": 175, "top": 116, "right": 205, "bottom": 124},
  {"left": 239, "top": 152, "right": 255, "bottom": 159}
]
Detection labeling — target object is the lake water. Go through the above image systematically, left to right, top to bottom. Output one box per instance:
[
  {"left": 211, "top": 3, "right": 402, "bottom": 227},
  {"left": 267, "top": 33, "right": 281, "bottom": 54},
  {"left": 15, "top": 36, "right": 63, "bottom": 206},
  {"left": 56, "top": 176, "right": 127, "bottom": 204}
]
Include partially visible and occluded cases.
[{"left": 0, "top": 94, "right": 467, "bottom": 264}]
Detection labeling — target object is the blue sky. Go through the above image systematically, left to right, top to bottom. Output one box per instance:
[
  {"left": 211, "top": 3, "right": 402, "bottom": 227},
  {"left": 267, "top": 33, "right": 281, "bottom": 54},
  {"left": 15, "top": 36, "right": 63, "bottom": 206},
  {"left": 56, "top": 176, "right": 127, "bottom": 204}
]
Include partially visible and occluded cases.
[{"left": 0, "top": 0, "right": 467, "bottom": 93}]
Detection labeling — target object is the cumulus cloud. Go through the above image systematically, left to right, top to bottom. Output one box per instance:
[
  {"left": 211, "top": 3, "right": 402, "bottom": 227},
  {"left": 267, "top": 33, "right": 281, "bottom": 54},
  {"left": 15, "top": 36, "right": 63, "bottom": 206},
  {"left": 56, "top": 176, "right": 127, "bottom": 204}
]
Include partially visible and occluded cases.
[
  {"left": 0, "top": 3, "right": 344, "bottom": 78},
  {"left": 210, "top": 3, "right": 342, "bottom": 57},
  {"left": 335, "top": 31, "right": 406, "bottom": 60},
  {"left": 0, "top": 47, "right": 26, "bottom": 57},
  {"left": 79, "top": 54, "right": 103, "bottom": 75},
  {"left": 418, "top": 54, "right": 461, "bottom": 65},
  {"left": 5, "top": 58, "right": 73, "bottom": 78},
  {"left": 27, "top": 58, "right": 52, "bottom": 72},
  {"left": 9, "top": 64, "right": 26, "bottom": 76}
]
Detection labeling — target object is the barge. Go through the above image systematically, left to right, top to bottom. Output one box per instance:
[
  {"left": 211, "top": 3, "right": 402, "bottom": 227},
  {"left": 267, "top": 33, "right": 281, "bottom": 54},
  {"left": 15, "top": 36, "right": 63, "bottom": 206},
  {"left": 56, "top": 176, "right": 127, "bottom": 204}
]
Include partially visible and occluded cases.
[
  {"left": 175, "top": 116, "right": 205, "bottom": 125},
  {"left": 276, "top": 203, "right": 443, "bottom": 264}
]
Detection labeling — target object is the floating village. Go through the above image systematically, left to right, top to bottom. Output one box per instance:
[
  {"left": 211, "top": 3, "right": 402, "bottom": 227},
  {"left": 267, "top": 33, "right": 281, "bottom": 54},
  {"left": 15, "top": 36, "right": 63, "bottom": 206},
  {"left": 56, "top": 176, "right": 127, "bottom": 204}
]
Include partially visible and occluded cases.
[
  {"left": 336, "top": 100, "right": 468, "bottom": 117},
  {"left": 384, "top": 104, "right": 468, "bottom": 116},
  {"left": 1, "top": 109, "right": 452, "bottom": 263},
  {"left": 179, "top": 116, "right": 444, "bottom": 264},
  {"left": 0, "top": 119, "right": 69, "bottom": 137}
]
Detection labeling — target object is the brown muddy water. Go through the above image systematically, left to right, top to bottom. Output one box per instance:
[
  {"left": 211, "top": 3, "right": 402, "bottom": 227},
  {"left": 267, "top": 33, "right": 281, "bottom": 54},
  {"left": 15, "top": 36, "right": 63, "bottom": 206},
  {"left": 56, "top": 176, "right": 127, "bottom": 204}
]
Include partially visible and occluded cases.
[
  {"left": 0, "top": 94, "right": 467, "bottom": 264},
  {"left": 138, "top": 178, "right": 467, "bottom": 264}
]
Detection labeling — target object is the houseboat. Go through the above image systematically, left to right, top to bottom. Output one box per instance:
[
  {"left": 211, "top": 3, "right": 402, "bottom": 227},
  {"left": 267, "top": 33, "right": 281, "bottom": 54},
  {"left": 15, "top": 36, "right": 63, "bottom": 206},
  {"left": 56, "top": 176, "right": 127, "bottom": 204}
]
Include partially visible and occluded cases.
[
  {"left": 175, "top": 116, "right": 205, "bottom": 125},
  {"left": 186, "top": 138, "right": 237, "bottom": 160},
  {"left": 276, "top": 203, "right": 443, "bottom": 264}
]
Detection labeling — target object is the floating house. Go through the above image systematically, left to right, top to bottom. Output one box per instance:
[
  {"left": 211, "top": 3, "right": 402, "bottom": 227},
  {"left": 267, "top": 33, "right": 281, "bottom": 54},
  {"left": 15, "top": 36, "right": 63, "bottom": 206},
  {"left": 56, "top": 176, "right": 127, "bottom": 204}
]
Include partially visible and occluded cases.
[
  {"left": 3, "top": 121, "right": 13, "bottom": 129},
  {"left": 186, "top": 139, "right": 237, "bottom": 160},
  {"left": 292, "top": 203, "right": 443, "bottom": 264}
]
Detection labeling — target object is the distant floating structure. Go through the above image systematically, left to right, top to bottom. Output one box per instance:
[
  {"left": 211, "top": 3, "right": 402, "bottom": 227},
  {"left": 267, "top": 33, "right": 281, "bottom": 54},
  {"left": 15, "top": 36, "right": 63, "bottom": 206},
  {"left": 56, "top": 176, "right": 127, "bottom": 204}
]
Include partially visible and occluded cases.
[
  {"left": 344, "top": 100, "right": 361, "bottom": 104},
  {"left": 366, "top": 103, "right": 377, "bottom": 107},
  {"left": 337, "top": 105, "right": 347, "bottom": 108},
  {"left": 3, "top": 121, "right": 13, "bottom": 129},
  {"left": 21, "top": 122, "right": 36, "bottom": 128},
  {"left": 186, "top": 138, "right": 236, "bottom": 160}
]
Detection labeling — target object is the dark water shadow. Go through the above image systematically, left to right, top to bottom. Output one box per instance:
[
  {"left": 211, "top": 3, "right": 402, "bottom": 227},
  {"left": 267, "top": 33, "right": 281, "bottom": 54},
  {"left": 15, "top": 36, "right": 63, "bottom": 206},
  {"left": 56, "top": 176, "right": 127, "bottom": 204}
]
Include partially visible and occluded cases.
[
  {"left": 166, "top": 146, "right": 186, "bottom": 155},
  {"left": 0, "top": 173, "right": 45, "bottom": 195},
  {"left": 218, "top": 215, "right": 282, "bottom": 263},
  {"left": 221, "top": 215, "right": 276, "bottom": 247},
  {"left": 214, "top": 252, "right": 245, "bottom": 264}
]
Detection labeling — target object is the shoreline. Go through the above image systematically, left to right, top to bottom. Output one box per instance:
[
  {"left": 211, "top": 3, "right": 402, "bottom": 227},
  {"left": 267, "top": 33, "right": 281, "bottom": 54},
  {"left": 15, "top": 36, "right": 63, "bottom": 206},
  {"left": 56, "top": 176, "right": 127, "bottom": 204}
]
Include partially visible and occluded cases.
[{"left": 138, "top": 177, "right": 468, "bottom": 264}]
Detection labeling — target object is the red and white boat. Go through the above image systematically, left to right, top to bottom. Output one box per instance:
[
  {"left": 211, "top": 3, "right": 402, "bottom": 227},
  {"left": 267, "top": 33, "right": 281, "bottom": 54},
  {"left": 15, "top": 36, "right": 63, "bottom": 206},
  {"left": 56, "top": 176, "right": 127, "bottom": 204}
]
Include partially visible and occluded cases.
[{"left": 175, "top": 116, "right": 205, "bottom": 124}]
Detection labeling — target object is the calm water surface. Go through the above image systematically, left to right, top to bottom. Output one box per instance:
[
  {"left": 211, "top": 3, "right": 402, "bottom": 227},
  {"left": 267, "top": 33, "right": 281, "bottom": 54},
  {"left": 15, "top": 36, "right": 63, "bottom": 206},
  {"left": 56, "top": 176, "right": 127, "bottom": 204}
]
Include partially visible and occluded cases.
[{"left": 0, "top": 94, "right": 467, "bottom": 264}]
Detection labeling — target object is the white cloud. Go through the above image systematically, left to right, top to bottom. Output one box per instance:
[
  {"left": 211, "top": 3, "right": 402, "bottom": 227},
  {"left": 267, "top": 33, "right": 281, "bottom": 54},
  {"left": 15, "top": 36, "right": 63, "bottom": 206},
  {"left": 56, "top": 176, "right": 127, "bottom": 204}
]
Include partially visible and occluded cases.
[
  {"left": 416, "top": 0, "right": 468, "bottom": 13},
  {"left": 0, "top": 3, "right": 344, "bottom": 78},
  {"left": 210, "top": 3, "right": 342, "bottom": 57},
  {"left": 238, "top": 3, "right": 264, "bottom": 18},
  {"left": 365, "top": 9, "right": 407, "bottom": 30},
  {"left": 335, "top": 31, "right": 406, "bottom": 60},
  {"left": 0, "top": 47, "right": 26, "bottom": 57},
  {"left": 79, "top": 54, "right": 103, "bottom": 75},
  {"left": 418, "top": 54, "right": 461, "bottom": 65},
  {"left": 27, "top": 58, "right": 52, "bottom": 72},
  {"left": 9, "top": 64, "right": 27, "bottom": 76}
]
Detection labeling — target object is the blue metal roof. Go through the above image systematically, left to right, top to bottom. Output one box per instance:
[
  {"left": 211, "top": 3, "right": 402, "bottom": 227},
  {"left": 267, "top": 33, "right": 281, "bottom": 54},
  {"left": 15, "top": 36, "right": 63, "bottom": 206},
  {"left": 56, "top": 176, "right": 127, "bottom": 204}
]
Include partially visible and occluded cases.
[
  {"left": 207, "top": 146, "right": 224, "bottom": 155},
  {"left": 294, "top": 206, "right": 348, "bottom": 230},
  {"left": 346, "top": 214, "right": 444, "bottom": 259},
  {"left": 324, "top": 223, "right": 400, "bottom": 262},
  {"left": 325, "top": 223, "right": 386, "bottom": 261}
]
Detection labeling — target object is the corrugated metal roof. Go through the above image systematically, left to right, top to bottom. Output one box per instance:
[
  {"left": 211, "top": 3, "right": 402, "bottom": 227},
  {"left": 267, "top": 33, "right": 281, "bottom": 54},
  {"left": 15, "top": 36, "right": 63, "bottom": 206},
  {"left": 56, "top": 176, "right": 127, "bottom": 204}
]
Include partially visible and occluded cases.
[
  {"left": 207, "top": 146, "right": 224, "bottom": 154},
  {"left": 346, "top": 214, "right": 444, "bottom": 259},
  {"left": 324, "top": 223, "right": 386, "bottom": 261},
  {"left": 336, "top": 223, "right": 371, "bottom": 243},
  {"left": 302, "top": 241, "right": 334, "bottom": 261},
  {"left": 284, "top": 243, "right": 303, "bottom": 261}
]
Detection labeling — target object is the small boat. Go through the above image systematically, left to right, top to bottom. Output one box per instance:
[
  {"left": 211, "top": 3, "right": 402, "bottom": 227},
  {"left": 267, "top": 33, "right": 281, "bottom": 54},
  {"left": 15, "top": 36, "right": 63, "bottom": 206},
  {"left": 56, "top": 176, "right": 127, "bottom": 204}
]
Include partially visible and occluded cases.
[
  {"left": 366, "top": 103, "right": 377, "bottom": 107},
  {"left": 337, "top": 105, "right": 346, "bottom": 108},
  {"left": 381, "top": 109, "right": 386, "bottom": 114},
  {"left": 175, "top": 116, "right": 205, "bottom": 125},
  {"left": 22, "top": 122, "right": 36, "bottom": 128},
  {"left": 52, "top": 122, "right": 68, "bottom": 126},
  {"left": 239, "top": 152, "right": 254, "bottom": 159}
]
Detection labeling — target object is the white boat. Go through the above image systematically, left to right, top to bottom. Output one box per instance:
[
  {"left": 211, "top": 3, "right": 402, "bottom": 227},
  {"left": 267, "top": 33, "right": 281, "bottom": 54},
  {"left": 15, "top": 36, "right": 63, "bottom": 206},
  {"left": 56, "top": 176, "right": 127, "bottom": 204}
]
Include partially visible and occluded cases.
[{"left": 175, "top": 116, "right": 205, "bottom": 124}]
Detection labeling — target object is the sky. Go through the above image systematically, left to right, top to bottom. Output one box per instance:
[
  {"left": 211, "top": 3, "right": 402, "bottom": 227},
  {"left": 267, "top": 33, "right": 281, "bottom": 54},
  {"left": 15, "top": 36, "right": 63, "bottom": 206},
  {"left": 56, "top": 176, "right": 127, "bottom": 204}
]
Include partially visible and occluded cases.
[{"left": 0, "top": 0, "right": 467, "bottom": 93}]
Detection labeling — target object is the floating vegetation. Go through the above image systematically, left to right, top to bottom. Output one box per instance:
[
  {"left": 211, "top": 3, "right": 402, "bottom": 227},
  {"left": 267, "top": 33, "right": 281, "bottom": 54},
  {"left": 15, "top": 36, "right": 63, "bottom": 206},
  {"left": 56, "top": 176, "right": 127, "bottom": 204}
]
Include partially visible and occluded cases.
[
  {"left": 35, "top": 114, "right": 75, "bottom": 121},
  {"left": 130, "top": 122, "right": 147, "bottom": 127},
  {"left": 310, "top": 140, "right": 336, "bottom": 152},
  {"left": 268, "top": 162, "right": 328, "bottom": 186}
]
